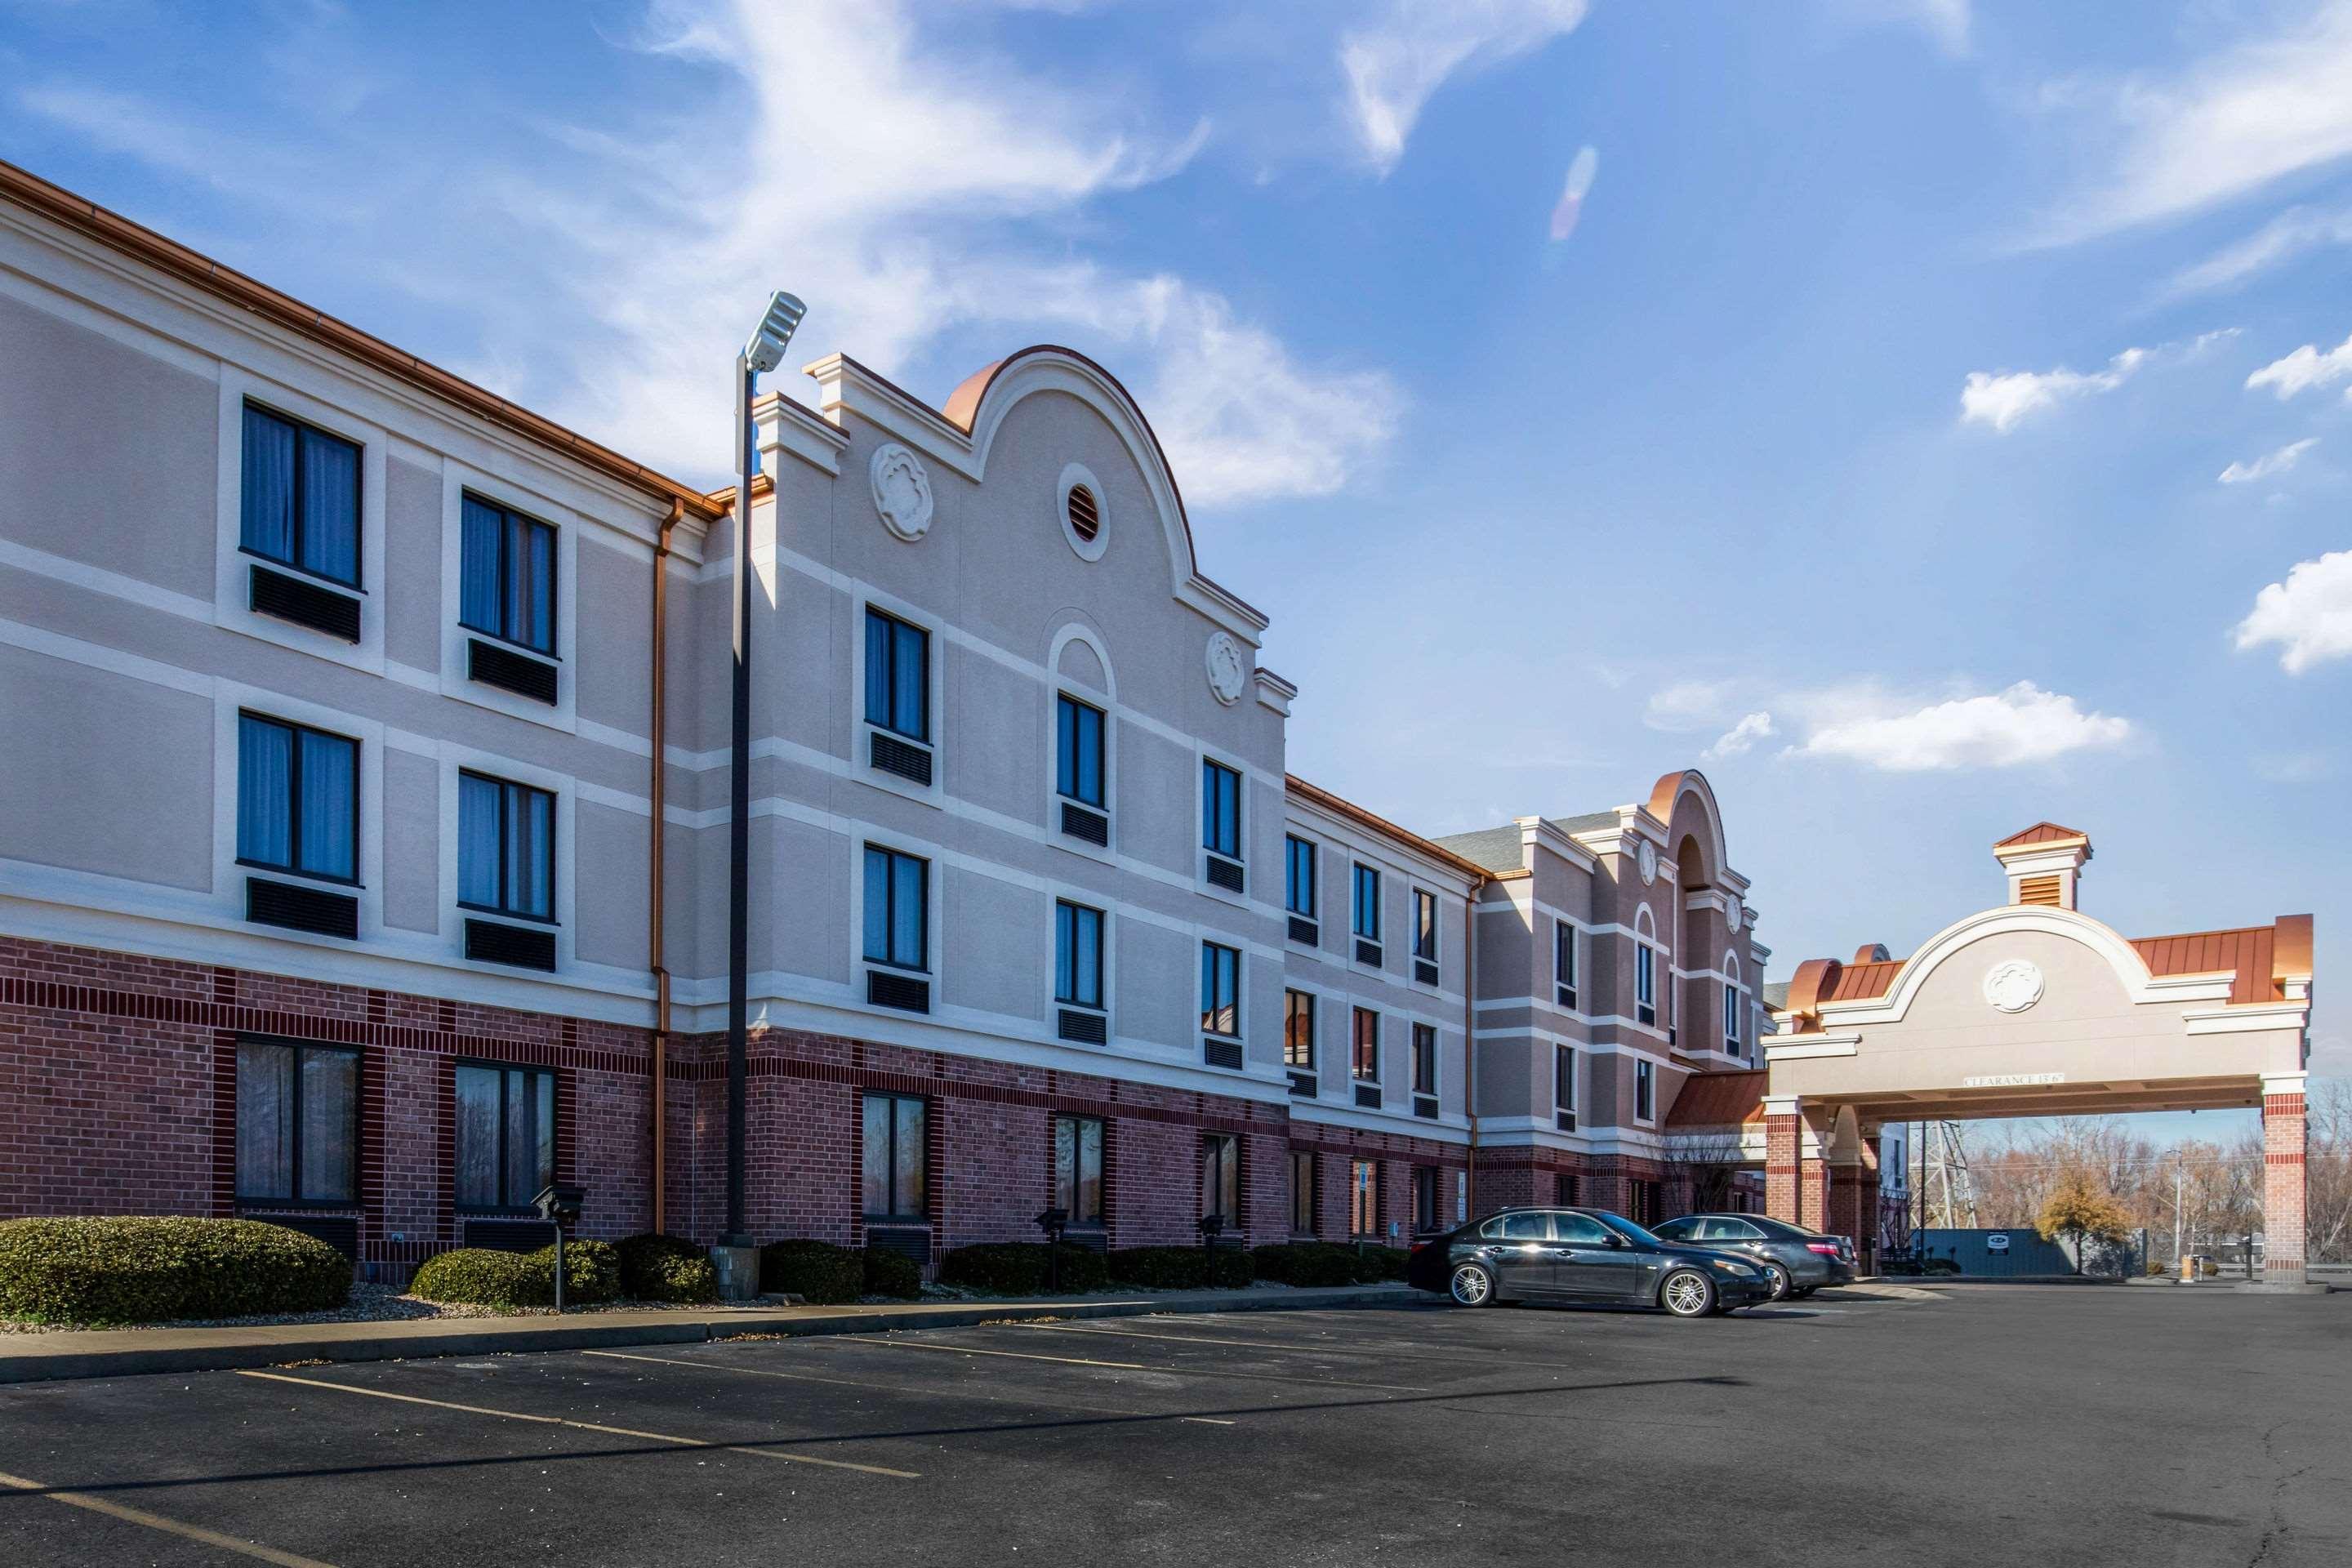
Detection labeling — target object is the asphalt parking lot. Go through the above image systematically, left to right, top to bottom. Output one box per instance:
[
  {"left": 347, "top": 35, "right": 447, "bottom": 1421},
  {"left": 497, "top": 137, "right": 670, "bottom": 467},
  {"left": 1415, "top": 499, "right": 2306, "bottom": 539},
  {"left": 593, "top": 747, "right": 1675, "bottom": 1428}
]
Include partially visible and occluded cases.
[{"left": 1, "top": 1285, "right": 2346, "bottom": 1567}]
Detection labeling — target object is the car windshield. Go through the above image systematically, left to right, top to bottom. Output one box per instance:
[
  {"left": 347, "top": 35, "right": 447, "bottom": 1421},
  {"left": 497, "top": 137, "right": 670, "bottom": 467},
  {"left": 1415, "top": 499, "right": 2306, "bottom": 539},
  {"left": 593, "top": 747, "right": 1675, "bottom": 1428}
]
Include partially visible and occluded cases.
[{"left": 1598, "top": 1212, "right": 1667, "bottom": 1247}]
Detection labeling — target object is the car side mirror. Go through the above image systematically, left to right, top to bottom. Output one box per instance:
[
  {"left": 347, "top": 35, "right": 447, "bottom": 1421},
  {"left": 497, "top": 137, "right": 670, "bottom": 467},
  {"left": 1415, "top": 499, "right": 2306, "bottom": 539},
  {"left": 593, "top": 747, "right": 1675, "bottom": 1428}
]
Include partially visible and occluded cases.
[{"left": 1604, "top": 1232, "right": 1627, "bottom": 1248}]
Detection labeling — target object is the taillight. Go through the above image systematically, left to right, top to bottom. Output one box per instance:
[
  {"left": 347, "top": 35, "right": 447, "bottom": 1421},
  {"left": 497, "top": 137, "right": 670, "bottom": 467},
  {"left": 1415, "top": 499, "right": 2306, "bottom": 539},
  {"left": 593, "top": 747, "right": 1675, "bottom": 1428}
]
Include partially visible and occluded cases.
[
  {"left": 1409, "top": 1241, "right": 1430, "bottom": 1254},
  {"left": 1806, "top": 1242, "right": 1840, "bottom": 1255}
]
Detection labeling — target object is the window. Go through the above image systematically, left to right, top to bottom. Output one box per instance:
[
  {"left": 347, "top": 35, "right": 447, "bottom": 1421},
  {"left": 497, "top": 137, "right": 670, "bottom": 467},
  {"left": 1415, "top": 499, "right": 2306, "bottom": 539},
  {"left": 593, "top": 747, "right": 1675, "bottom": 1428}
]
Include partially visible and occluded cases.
[
  {"left": 241, "top": 403, "right": 360, "bottom": 588},
  {"left": 459, "top": 494, "right": 556, "bottom": 655},
  {"left": 863, "top": 608, "right": 929, "bottom": 742},
  {"left": 1055, "top": 693, "right": 1104, "bottom": 808},
  {"left": 237, "top": 714, "right": 359, "bottom": 884},
  {"left": 1201, "top": 760, "right": 1241, "bottom": 859},
  {"left": 458, "top": 772, "right": 555, "bottom": 922},
  {"left": 1285, "top": 835, "right": 1316, "bottom": 917},
  {"left": 862, "top": 845, "right": 929, "bottom": 971},
  {"left": 1352, "top": 863, "right": 1381, "bottom": 941},
  {"left": 1413, "top": 889, "right": 1438, "bottom": 962},
  {"left": 1054, "top": 900, "right": 1104, "bottom": 1009},
  {"left": 1555, "top": 921, "right": 1577, "bottom": 1009},
  {"left": 1199, "top": 942, "right": 1241, "bottom": 1037},
  {"left": 1636, "top": 942, "right": 1657, "bottom": 1027},
  {"left": 1723, "top": 980, "right": 1743, "bottom": 1055},
  {"left": 1284, "top": 988, "right": 1316, "bottom": 1068},
  {"left": 1352, "top": 1008, "right": 1380, "bottom": 1082},
  {"left": 1412, "top": 1023, "right": 1437, "bottom": 1096},
  {"left": 235, "top": 1040, "right": 359, "bottom": 1204},
  {"left": 1554, "top": 1045, "right": 1576, "bottom": 1120},
  {"left": 1635, "top": 1058, "right": 1655, "bottom": 1122},
  {"left": 454, "top": 1063, "right": 555, "bottom": 1211},
  {"left": 862, "top": 1093, "right": 928, "bottom": 1221},
  {"left": 1053, "top": 1115, "right": 1103, "bottom": 1227},
  {"left": 1201, "top": 1134, "right": 1240, "bottom": 1224},
  {"left": 1289, "top": 1149, "right": 1316, "bottom": 1234},
  {"left": 1350, "top": 1160, "right": 1379, "bottom": 1238},
  {"left": 1413, "top": 1167, "right": 1440, "bottom": 1233},
  {"left": 1556, "top": 1171, "right": 1580, "bottom": 1206},
  {"left": 1628, "top": 1178, "right": 1663, "bottom": 1225},
  {"left": 1486, "top": 1211, "right": 1550, "bottom": 1241},
  {"left": 1555, "top": 1211, "right": 1610, "bottom": 1245}
]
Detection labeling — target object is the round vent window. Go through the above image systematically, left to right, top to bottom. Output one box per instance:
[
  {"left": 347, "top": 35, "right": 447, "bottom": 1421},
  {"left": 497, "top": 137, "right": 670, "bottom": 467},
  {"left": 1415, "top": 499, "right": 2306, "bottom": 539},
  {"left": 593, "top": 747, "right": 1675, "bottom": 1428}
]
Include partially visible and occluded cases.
[{"left": 1056, "top": 463, "right": 1108, "bottom": 561}]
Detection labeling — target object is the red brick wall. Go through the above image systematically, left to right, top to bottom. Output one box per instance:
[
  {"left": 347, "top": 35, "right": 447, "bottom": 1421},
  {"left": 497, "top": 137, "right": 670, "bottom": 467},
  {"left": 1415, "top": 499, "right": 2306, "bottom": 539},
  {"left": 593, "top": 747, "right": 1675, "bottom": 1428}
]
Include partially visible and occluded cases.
[
  {"left": 2263, "top": 1090, "right": 2307, "bottom": 1283},
  {"left": 1765, "top": 1110, "right": 1800, "bottom": 1223}
]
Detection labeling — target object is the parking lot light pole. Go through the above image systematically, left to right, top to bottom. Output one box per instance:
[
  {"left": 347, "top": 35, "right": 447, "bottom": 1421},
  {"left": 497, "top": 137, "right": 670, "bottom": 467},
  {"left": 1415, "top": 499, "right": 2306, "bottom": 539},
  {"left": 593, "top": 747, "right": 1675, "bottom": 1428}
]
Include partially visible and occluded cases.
[{"left": 724, "top": 292, "right": 806, "bottom": 1250}]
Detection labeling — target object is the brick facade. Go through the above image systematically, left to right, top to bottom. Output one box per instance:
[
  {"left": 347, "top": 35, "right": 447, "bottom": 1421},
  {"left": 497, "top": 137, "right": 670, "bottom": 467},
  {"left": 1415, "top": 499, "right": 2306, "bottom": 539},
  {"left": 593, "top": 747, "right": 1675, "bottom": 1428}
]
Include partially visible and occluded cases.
[{"left": 2262, "top": 1090, "right": 2307, "bottom": 1285}]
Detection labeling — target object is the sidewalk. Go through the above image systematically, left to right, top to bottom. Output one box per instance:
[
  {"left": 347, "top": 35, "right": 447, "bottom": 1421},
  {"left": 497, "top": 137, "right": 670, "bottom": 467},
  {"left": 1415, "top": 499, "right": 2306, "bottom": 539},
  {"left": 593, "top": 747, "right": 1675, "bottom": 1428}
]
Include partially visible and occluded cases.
[{"left": 0, "top": 1283, "right": 1418, "bottom": 1385}]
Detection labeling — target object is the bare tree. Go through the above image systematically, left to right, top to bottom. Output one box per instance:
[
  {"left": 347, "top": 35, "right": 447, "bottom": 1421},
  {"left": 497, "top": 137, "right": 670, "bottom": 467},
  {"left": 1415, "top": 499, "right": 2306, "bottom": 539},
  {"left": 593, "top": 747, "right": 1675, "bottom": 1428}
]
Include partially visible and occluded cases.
[
  {"left": 2307, "top": 1079, "right": 2352, "bottom": 1265},
  {"left": 1663, "top": 1129, "right": 1749, "bottom": 1214}
]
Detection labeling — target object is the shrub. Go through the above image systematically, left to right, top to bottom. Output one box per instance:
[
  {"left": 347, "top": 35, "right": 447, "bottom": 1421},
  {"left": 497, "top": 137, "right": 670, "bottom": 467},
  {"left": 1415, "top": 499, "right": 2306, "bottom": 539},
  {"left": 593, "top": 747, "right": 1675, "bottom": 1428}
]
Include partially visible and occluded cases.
[
  {"left": 0, "top": 1216, "right": 350, "bottom": 1325},
  {"left": 616, "top": 1233, "right": 717, "bottom": 1303},
  {"left": 760, "top": 1238, "right": 864, "bottom": 1304},
  {"left": 409, "top": 1240, "right": 620, "bottom": 1308},
  {"left": 938, "top": 1241, "right": 1107, "bottom": 1296},
  {"left": 1248, "top": 1243, "right": 1362, "bottom": 1288},
  {"left": 1107, "top": 1245, "right": 1251, "bottom": 1291},
  {"left": 1356, "top": 1245, "right": 1411, "bottom": 1282},
  {"left": 862, "top": 1246, "right": 924, "bottom": 1299},
  {"left": 1922, "top": 1257, "right": 1961, "bottom": 1276}
]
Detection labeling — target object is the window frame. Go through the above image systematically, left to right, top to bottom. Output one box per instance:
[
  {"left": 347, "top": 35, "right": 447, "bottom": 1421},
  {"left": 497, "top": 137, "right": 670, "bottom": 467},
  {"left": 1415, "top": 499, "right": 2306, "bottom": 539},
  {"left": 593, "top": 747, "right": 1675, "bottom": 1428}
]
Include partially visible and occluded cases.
[
  {"left": 239, "top": 399, "right": 363, "bottom": 590},
  {"left": 457, "top": 491, "right": 559, "bottom": 657},
  {"left": 862, "top": 606, "right": 932, "bottom": 745},
  {"left": 1054, "top": 692, "right": 1107, "bottom": 809},
  {"left": 235, "top": 710, "right": 362, "bottom": 887},
  {"left": 1200, "top": 758, "right": 1243, "bottom": 861},
  {"left": 457, "top": 769, "right": 559, "bottom": 924},
  {"left": 1284, "top": 834, "right": 1317, "bottom": 919},
  {"left": 862, "top": 844, "right": 931, "bottom": 973},
  {"left": 1351, "top": 862, "right": 1381, "bottom": 942},
  {"left": 1411, "top": 888, "right": 1438, "bottom": 964},
  {"left": 1054, "top": 898, "right": 1105, "bottom": 1011},
  {"left": 1555, "top": 920, "right": 1578, "bottom": 1009},
  {"left": 1199, "top": 941, "right": 1242, "bottom": 1039},
  {"left": 1636, "top": 942, "right": 1658, "bottom": 1027},
  {"left": 1723, "top": 976, "right": 1743, "bottom": 1055},
  {"left": 1283, "top": 987, "right": 1316, "bottom": 1069},
  {"left": 1352, "top": 1006, "right": 1380, "bottom": 1084},
  {"left": 1411, "top": 1022, "right": 1438, "bottom": 1097},
  {"left": 233, "top": 1037, "right": 362, "bottom": 1207},
  {"left": 1554, "top": 1044, "right": 1577, "bottom": 1119},
  {"left": 1634, "top": 1058, "right": 1656, "bottom": 1124},
  {"left": 452, "top": 1060, "right": 558, "bottom": 1214},
  {"left": 861, "top": 1090, "right": 929, "bottom": 1223},
  {"left": 1052, "top": 1114, "right": 1105, "bottom": 1228},
  {"left": 1201, "top": 1133, "right": 1241, "bottom": 1225},
  {"left": 1289, "top": 1148, "right": 1317, "bottom": 1235},
  {"left": 1349, "top": 1159, "right": 1380, "bottom": 1239},
  {"left": 1412, "top": 1166, "right": 1441, "bottom": 1234}
]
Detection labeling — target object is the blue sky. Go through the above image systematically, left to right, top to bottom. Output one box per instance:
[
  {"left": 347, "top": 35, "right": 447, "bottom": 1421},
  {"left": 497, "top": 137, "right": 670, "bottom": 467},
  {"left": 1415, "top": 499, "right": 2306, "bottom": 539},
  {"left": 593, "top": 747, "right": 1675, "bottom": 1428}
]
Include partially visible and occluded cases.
[{"left": 5, "top": 0, "right": 2344, "bottom": 1130}]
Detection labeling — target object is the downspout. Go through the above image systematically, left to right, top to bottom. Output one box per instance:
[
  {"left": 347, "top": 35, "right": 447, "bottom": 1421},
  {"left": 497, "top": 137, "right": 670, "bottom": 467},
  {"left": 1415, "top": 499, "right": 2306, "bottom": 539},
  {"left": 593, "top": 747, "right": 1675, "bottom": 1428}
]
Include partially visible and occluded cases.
[
  {"left": 648, "top": 498, "right": 684, "bottom": 1235},
  {"left": 1463, "top": 874, "right": 1484, "bottom": 1219}
]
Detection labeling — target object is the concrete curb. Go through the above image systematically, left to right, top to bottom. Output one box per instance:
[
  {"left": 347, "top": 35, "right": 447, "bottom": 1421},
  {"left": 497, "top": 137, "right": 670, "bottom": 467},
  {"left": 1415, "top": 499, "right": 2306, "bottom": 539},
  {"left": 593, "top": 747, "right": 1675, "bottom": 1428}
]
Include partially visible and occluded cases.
[{"left": 0, "top": 1284, "right": 1419, "bottom": 1385}]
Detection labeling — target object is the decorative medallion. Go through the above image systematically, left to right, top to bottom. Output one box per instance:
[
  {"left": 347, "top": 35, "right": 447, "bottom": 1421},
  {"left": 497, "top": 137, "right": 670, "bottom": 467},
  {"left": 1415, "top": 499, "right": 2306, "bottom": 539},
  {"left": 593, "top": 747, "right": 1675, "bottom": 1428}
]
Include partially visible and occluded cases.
[
  {"left": 869, "top": 442, "right": 933, "bottom": 541},
  {"left": 1205, "top": 631, "right": 1248, "bottom": 706},
  {"left": 1637, "top": 840, "right": 1658, "bottom": 886},
  {"left": 1725, "top": 898, "right": 1742, "bottom": 933},
  {"left": 1982, "top": 959, "right": 2044, "bottom": 1014}
]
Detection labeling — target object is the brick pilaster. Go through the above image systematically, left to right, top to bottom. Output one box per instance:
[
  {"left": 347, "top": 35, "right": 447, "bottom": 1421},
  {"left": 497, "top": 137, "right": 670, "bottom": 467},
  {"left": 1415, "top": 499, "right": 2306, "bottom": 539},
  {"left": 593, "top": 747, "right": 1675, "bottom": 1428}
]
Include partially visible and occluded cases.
[
  {"left": 2263, "top": 1086, "right": 2308, "bottom": 1285},
  {"left": 1765, "top": 1102, "right": 1801, "bottom": 1223}
]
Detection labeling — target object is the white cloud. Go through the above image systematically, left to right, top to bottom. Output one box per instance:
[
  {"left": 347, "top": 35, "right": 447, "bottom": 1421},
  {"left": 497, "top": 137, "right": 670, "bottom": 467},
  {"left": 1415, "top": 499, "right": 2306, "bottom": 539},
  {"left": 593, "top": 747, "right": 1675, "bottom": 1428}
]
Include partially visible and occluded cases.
[
  {"left": 1339, "top": 0, "right": 1587, "bottom": 175},
  {"left": 2038, "top": 0, "right": 2352, "bottom": 242},
  {"left": 2168, "top": 204, "right": 2352, "bottom": 296},
  {"left": 2246, "top": 331, "right": 2352, "bottom": 400},
  {"left": 1958, "top": 347, "right": 2146, "bottom": 432},
  {"left": 2218, "top": 437, "right": 2319, "bottom": 484},
  {"left": 2234, "top": 549, "right": 2352, "bottom": 673},
  {"left": 1642, "top": 679, "right": 1737, "bottom": 733},
  {"left": 1790, "top": 681, "right": 2133, "bottom": 771},
  {"left": 1703, "top": 712, "right": 1775, "bottom": 760}
]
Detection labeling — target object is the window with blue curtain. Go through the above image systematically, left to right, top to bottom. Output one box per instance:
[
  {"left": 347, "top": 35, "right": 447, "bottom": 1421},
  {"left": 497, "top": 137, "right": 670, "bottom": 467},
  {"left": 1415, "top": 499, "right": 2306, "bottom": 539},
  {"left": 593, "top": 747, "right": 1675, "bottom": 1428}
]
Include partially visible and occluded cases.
[
  {"left": 241, "top": 403, "right": 360, "bottom": 587},
  {"left": 459, "top": 494, "right": 557, "bottom": 655},
  {"left": 863, "top": 609, "right": 929, "bottom": 741},
  {"left": 1055, "top": 694, "right": 1104, "bottom": 806},
  {"left": 236, "top": 713, "right": 357, "bottom": 882},
  {"left": 1201, "top": 760, "right": 1241, "bottom": 858},
  {"left": 458, "top": 772, "right": 556, "bottom": 921},
  {"left": 1285, "top": 835, "right": 1316, "bottom": 916},
  {"left": 862, "top": 844, "right": 928, "bottom": 970},
  {"left": 1352, "top": 863, "right": 1381, "bottom": 940},
  {"left": 1055, "top": 900, "right": 1103, "bottom": 1009},
  {"left": 1199, "top": 941, "right": 1240, "bottom": 1037}
]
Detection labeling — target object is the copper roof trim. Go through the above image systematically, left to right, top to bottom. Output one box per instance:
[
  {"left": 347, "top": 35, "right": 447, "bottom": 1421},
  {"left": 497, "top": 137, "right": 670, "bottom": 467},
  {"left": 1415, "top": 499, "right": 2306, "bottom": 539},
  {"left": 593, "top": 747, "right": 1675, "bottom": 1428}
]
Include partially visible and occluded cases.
[
  {"left": 0, "top": 158, "right": 724, "bottom": 523},
  {"left": 1284, "top": 776, "right": 1491, "bottom": 880},
  {"left": 1994, "top": 822, "right": 2090, "bottom": 849},
  {"left": 2274, "top": 913, "right": 2314, "bottom": 982}
]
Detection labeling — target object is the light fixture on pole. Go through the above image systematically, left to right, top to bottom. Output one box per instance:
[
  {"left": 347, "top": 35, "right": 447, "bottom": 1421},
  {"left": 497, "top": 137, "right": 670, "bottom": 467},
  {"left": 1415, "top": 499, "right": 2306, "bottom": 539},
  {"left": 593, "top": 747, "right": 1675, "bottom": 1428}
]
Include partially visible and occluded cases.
[{"left": 724, "top": 290, "right": 805, "bottom": 1249}]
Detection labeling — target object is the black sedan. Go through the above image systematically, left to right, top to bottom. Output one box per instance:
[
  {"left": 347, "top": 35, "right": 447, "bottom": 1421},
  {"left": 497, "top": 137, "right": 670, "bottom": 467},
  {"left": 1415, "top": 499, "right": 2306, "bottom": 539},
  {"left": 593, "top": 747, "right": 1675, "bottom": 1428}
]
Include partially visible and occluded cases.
[
  {"left": 1406, "top": 1206, "right": 1775, "bottom": 1317},
  {"left": 1650, "top": 1213, "right": 1856, "bottom": 1300}
]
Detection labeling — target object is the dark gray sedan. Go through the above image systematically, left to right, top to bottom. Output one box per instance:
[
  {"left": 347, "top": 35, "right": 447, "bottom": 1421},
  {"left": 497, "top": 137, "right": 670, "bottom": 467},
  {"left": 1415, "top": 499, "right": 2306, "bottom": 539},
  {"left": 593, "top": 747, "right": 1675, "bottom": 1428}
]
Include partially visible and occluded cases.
[
  {"left": 1405, "top": 1206, "right": 1774, "bottom": 1317},
  {"left": 1651, "top": 1213, "right": 1856, "bottom": 1300}
]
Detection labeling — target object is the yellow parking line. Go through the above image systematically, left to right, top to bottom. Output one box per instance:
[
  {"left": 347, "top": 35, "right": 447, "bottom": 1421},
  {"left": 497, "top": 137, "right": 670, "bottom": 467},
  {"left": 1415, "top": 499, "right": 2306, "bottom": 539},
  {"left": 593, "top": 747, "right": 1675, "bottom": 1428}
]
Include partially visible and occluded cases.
[
  {"left": 1018, "top": 1322, "right": 1385, "bottom": 1356},
  {"left": 831, "top": 1334, "right": 1147, "bottom": 1369},
  {"left": 583, "top": 1351, "right": 1236, "bottom": 1423},
  {"left": 232, "top": 1369, "right": 917, "bottom": 1479},
  {"left": 0, "top": 1468, "right": 336, "bottom": 1567}
]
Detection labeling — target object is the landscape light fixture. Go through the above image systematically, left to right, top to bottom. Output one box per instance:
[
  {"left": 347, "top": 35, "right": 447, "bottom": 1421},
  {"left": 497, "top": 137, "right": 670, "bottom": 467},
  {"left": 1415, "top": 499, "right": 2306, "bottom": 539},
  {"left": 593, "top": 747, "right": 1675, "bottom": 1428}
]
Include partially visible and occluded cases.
[
  {"left": 724, "top": 290, "right": 806, "bottom": 1249},
  {"left": 532, "top": 1184, "right": 586, "bottom": 1312}
]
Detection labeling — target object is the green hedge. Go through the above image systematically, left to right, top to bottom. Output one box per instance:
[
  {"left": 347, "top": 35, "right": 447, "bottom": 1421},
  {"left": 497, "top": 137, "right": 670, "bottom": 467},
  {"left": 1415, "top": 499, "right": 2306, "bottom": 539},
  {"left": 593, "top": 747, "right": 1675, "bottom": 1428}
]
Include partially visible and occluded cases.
[
  {"left": 0, "top": 1216, "right": 350, "bottom": 1325},
  {"left": 614, "top": 1233, "right": 717, "bottom": 1303},
  {"left": 760, "top": 1239, "right": 864, "bottom": 1304},
  {"left": 409, "top": 1241, "right": 619, "bottom": 1308},
  {"left": 937, "top": 1241, "right": 1107, "bottom": 1295},
  {"left": 1250, "top": 1242, "right": 1375, "bottom": 1287},
  {"left": 862, "top": 1245, "right": 924, "bottom": 1299},
  {"left": 1106, "top": 1245, "right": 1252, "bottom": 1291},
  {"left": 1355, "top": 1245, "right": 1410, "bottom": 1281}
]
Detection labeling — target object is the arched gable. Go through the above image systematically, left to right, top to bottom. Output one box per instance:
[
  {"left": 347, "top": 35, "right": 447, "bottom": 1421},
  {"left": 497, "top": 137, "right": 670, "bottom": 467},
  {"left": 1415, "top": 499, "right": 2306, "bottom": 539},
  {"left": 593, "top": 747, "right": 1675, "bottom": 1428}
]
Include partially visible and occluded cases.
[
  {"left": 1646, "top": 768, "right": 1727, "bottom": 887},
  {"left": 1819, "top": 905, "right": 2225, "bottom": 1023}
]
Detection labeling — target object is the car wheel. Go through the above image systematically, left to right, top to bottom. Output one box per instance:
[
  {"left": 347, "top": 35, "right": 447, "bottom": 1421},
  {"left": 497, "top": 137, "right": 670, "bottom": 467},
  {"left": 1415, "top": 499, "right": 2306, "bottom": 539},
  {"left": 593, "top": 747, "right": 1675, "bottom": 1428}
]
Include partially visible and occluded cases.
[
  {"left": 1760, "top": 1262, "right": 1790, "bottom": 1301},
  {"left": 1449, "top": 1263, "right": 1495, "bottom": 1307},
  {"left": 1660, "top": 1268, "right": 1716, "bottom": 1318}
]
